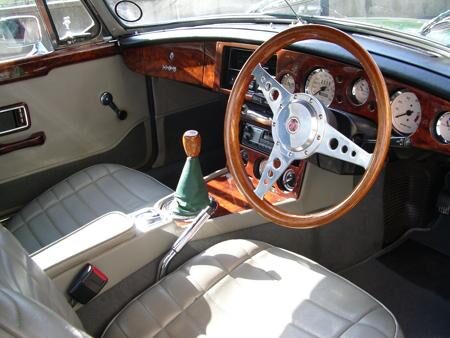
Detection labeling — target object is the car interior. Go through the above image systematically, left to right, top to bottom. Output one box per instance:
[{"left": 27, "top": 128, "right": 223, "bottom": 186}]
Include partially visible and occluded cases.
[{"left": 0, "top": 1, "right": 449, "bottom": 337}]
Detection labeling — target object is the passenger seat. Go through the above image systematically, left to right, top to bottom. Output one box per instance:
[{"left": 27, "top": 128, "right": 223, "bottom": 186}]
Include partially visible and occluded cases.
[{"left": 5, "top": 164, "right": 172, "bottom": 253}]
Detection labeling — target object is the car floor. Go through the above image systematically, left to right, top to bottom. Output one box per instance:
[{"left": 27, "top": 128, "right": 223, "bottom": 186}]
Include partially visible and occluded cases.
[{"left": 341, "top": 215, "right": 450, "bottom": 338}]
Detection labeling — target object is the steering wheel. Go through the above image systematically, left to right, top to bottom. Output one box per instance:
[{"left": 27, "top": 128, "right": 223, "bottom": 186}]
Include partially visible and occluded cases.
[{"left": 224, "top": 25, "right": 391, "bottom": 229}]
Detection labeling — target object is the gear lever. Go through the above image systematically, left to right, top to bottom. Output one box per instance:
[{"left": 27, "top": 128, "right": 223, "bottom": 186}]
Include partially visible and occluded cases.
[
  {"left": 157, "top": 130, "right": 217, "bottom": 280},
  {"left": 169, "top": 130, "right": 212, "bottom": 217}
]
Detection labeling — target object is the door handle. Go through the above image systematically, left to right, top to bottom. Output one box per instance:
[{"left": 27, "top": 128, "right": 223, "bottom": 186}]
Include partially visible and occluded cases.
[{"left": 0, "top": 131, "right": 46, "bottom": 155}]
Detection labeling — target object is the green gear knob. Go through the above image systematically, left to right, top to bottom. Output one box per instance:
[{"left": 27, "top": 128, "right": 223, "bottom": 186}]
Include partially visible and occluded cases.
[{"left": 170, "top": 130, "right": 211, "bottom": 217}]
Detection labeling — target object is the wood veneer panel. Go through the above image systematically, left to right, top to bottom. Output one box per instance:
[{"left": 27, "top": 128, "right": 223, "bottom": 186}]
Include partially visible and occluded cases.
[
  {"left": 203, "top": 41, "right": 218, "bottom": 89},
  {"left": 216, "top": 41, "right": 450, "bottom": 155},
  {"left": 122, "top": 42, "right": 205, "bottom": 86},
  {"left": 0, "top": 43, "right": 118, "bottom": 85},
  {"left": 386, "top": 78, "right": 450, "bottom": 155},
  {"left": 241, "top": 145, "right": 306, "bottom": 199},
  {"left": 207, "top": 146, "right": 305, "bottom": 217},
  {"left": 207, "top": 173, "right": 290, "bottom": 218}
]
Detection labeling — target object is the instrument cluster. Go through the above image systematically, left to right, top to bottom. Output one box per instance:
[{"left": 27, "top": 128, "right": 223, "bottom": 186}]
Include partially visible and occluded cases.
[{"left": 278, "top": 67, "right": 450, "bottom": 144}]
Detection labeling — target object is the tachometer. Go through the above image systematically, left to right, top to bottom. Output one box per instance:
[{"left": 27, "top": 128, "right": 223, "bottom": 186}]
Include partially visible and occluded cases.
[
  {"left": 305, "top": 68, "right": 335, "bottom": 107},
  {"left": 281, "top": 73, "right": 296, "bottom": 93},
  {"left": 350, "top": 78, "right": 370, "bottom": 105},
  {"left": 391, "top": 90, "right": 422, "bottom": 135},
  {"left": 436, "top": 111, "right": 450, "bottom": 144}
]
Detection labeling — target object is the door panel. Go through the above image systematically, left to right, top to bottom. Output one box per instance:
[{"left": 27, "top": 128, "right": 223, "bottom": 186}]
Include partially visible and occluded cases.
[{"left": 0, "top": 55, "right": 152, "bottom": 215}]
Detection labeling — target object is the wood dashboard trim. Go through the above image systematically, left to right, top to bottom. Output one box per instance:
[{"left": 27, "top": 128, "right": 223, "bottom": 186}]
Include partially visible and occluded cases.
[
  {"left": 120, "top": 40, "right": 449, "bottom": 155},
  {"left": 214, "top": 41, "right": 450, "bottom": 155},
  {"left": 122, "top": 42, "right": 205, "bottom": 86},
  {"left": 207, "top": 146, "right": 306, "bottom": 218},
  {"left": 207, "top": 173, "right": 292, "bottom": 218}
]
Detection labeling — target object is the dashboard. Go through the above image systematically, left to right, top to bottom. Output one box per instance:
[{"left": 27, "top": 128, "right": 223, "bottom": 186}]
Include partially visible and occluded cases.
[
  {"left": 121, "top": 40, "right": 450, "bottom": 199},
  {"left": 122, "top": 41, "right": 450, "bottom": 155}
]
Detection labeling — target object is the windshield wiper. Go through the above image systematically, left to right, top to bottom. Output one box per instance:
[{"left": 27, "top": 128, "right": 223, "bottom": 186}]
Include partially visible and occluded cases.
[
  {"left": 249, "top": 0, "right": 316, "bottom": 20},
  {"left": 282, "top": 0, "right": 306, "bottom": 24},
  {"left": 420, "top": 10, "right": 450, "bottom": 36}
]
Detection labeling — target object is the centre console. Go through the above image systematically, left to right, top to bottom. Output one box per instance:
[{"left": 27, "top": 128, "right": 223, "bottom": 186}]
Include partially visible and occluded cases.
[
  {"left": 205, "top": 45, "right": 307, "bottom": 217},
  {"left": 220, "top": 46, "right": 306, "bottom": 199},
  {"left": 239, "top": 102, "right": 306, "bottom": 199}
]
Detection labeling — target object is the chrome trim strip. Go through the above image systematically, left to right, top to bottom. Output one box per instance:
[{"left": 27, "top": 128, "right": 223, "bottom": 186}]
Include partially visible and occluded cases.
[{"left": 0, "top": 105, "right": 30, "bottom": 136}]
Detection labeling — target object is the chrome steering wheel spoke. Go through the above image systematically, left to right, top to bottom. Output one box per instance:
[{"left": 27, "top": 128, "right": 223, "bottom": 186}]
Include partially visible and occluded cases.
[
  {"left": 252, "top": 64, "right": 292, "bottom": 118},
  {"left": 317, "top": 123, "right": 372, "bottom": 169},
  {"left": 254, "top": 144, "right": 292, "bottom": 199}
]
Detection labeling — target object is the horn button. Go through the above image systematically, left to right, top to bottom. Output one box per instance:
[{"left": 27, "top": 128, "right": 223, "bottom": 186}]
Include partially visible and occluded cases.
[{"left": 274, "top": 93, "right": 326, "bottom": 154}]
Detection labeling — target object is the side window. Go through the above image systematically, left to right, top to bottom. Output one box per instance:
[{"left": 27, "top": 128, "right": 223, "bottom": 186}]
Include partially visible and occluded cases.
[
  {"left": 0, "top": 0, "right": 101, "bottom": 63},
  {"left": 46, "top": 0, "right": 100, "bottom": 44},
  {"left": 0, "top": 1, "right": 54, "bottom": 62}
]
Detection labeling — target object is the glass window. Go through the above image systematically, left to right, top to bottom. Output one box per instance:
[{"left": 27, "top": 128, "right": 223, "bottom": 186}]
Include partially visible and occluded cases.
[
  {"left": 0, "top": 0, "right": 53, "bottom": 62},
  {"left": 46, "top": 0, "right": 100, "bottom": 44},
  {"left": 104, "top": 0, "right": 450, "bottom": 48}
]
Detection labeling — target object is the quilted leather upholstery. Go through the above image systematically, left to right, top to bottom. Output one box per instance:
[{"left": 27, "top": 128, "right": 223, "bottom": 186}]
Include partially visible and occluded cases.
[
  {"left": 6, "top": 164, "right": 172, "bottom": 253},
  {"left": 0, "top": 225, "right": 85, "bottom": 334},
  {"left": 103, "top": 239, "right": 402, "bottom": 338}
]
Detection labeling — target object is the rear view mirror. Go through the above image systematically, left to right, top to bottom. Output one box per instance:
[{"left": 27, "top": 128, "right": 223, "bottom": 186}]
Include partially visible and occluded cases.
[{"left": 0, "top": 15, "right": 47, "bottom": 60}]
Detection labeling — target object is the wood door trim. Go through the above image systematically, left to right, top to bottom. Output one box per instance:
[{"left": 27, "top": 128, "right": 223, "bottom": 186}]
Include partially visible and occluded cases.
[{"left": 0, "top": 43, "right": 118, "bottom": 85}]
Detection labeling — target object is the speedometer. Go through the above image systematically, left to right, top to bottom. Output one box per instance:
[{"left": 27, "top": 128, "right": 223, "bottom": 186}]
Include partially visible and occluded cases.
[
  {"left": 305, "top": 68, "right": 335, "bottom": 107},
  {"left": 391, "top": 90, "right": 422, "bottom": 135}
]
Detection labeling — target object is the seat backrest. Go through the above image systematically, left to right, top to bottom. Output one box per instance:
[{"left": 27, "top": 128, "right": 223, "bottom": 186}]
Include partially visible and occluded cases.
[{"left": 0, "top": 225, "right": 88, "bottom": 337}]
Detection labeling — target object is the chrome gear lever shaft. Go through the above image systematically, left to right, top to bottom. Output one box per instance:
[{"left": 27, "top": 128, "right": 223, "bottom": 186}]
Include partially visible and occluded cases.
[{"left": 156, "top": 200, "right": 217, "bottom": 281}]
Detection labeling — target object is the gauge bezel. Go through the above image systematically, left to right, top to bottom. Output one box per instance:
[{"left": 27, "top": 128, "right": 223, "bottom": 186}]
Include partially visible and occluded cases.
[
  {"left": 304, "top": 68, "right": 335, "bottom": 107},
  {"left": 280, "top": 73, "right": 296, "bottom": 94},
  {"left": 349, "top": 77, "right": 370, "bottom": 106},
  {"left": 390, "top": 89, "right": 422, "bottom": 136},
  {"left": 434, "top": 111, "right": 450, "bottom": 144},
  {"left": 278, "top": 168, "right": 296, "bottom": 192}
]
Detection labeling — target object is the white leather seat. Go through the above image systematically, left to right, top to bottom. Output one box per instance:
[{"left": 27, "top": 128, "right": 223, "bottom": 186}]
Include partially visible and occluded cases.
[
  {"left": 6, "top": 164, "right": 172, "bottom": 253},
  {"left": 0, "top": 224, "right": 402, "bottom": 338},
  {"left": 103, "top": 240, "right": 402, "bottom": 338}
]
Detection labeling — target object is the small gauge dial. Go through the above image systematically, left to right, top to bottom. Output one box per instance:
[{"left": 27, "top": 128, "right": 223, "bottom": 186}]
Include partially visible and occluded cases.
[
  {"left": 305, "top": 68, "right": 335, "bottom": 107},
  {"left": 281, "top": 73, "right": 296, "bottom": 93},
  {"left": 350, "top": 78, "right": 370, "bottom": 105},
  {"left": 391, "top": 90, "right": 422, "bottom": 135},
  {"left": 436, "top": 112, "right": 450, "bottom": 144},
  {"left": 257, "top": 159, "right": 268, "bottom": 178},
  {"left": 279, "top": 169, "right": 297, "bottom": 192}
]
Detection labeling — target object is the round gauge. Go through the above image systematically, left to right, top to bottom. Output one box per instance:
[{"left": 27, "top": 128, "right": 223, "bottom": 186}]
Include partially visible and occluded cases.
[
  {"left": 305, "top": 68, "right": 335, "bottom": 107},
  {"left": 281, "top": 73, "right": 296, "bottom": 93},
  {"left": 350, "top": 78, "right": 370, "bottom": 105},
  {"left": 391, "top": 90, "right": 422, "bottom": 135},
  {"left": 436, "top": 111, "right": 450, "bottom": 144},
  {"left": 258, "top": 159, "right": 268, "bottom": 178},
  {"left": 279, "top": 169, "right": 296, "bottom": 192}
]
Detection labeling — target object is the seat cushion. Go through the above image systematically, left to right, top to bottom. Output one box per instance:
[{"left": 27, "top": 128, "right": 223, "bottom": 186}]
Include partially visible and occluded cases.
[
  {"left": 6, "top": 164, "right": 172, "bottom": 253},
  {"left": 0, "top": 225, "right": 84, "bottom": 332},
  {"left": 103, "top": 239, "right": 402, "bottom": 338}
]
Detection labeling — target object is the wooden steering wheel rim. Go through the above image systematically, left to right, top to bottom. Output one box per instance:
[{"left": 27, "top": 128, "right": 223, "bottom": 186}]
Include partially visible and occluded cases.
[{"left": 224, "top": 24, "right": 391, "bottom": 229}]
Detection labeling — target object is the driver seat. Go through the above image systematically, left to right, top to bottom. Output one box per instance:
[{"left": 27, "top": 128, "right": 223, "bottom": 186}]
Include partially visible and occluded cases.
[{"left": 0, "top": 225, "right": 403, "bottom": 338}]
